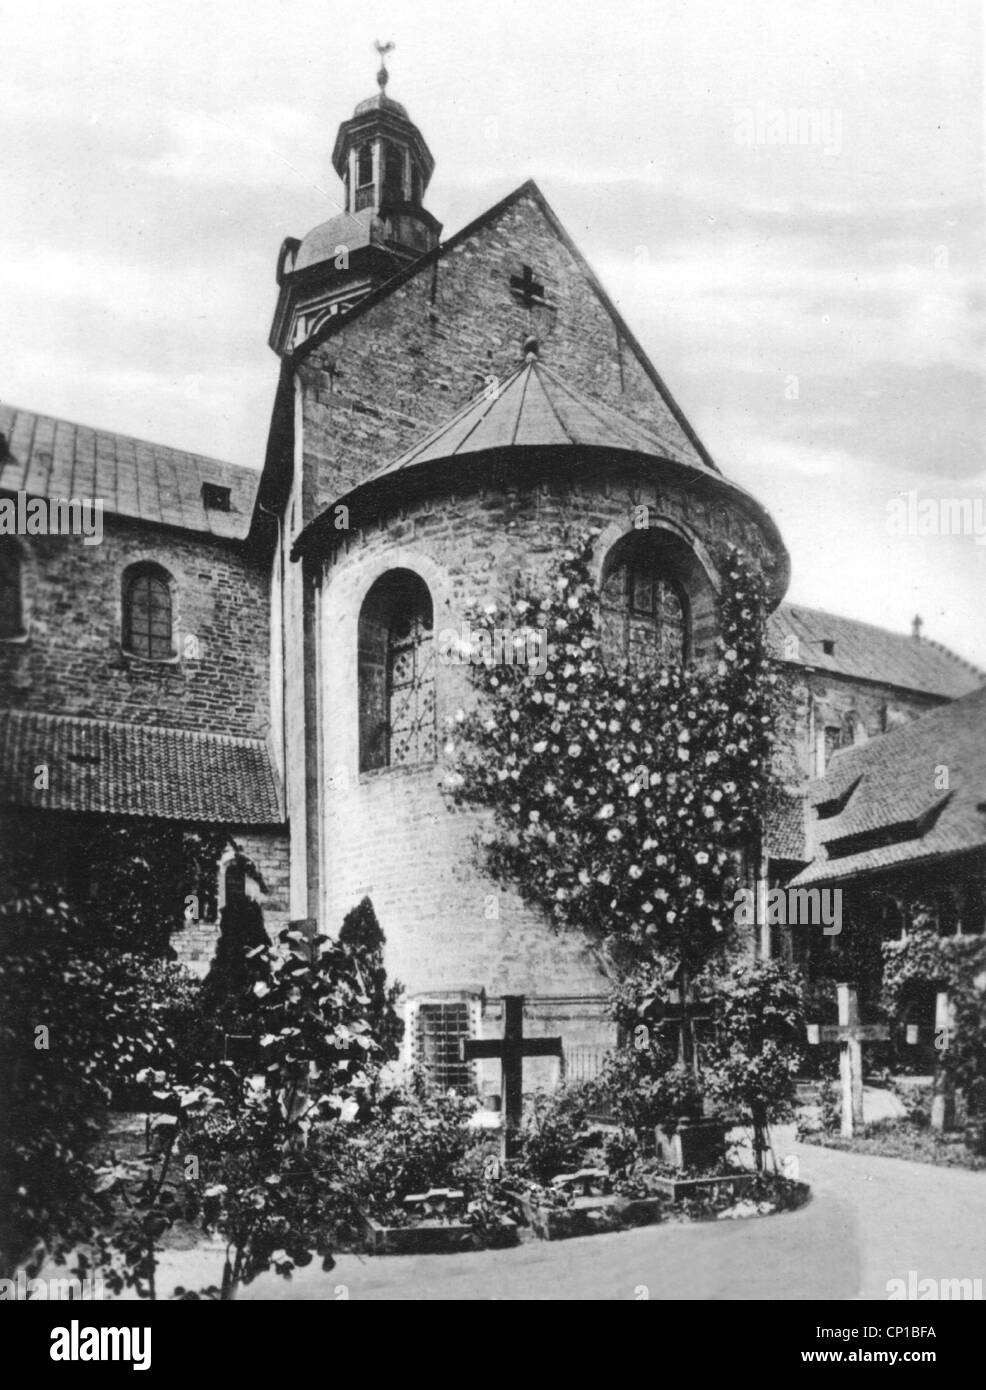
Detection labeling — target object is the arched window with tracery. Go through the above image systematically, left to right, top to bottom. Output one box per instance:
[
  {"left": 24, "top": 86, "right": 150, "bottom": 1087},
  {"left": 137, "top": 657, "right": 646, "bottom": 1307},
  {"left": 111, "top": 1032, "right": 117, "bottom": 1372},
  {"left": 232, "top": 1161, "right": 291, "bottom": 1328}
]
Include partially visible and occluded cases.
[
  {"left": 600, "top": 537, "right": 689, "bottom": 667},
  {"left": 0, "top": 543, "right": 24, "bottom": 639},
  {"left": 123, "top": 562, "right": 174, "bottom": 661},
  {"left": 358, "top": 570, "right": 436, "bottom": 772}
]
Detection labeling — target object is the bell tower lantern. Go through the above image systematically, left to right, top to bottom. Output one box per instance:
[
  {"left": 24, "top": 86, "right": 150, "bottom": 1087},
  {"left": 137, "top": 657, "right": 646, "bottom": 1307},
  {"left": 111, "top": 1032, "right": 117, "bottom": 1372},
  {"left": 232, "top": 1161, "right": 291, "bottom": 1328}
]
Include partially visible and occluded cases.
[{"left": 269, "top": 41, "right": 442, "bottom": 356}]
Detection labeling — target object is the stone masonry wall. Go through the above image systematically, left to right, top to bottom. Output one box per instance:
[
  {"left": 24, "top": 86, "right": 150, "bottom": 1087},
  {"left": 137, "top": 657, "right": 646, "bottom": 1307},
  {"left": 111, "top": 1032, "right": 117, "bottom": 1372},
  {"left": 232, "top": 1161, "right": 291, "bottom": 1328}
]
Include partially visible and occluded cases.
[
  {"left": 298, "top": 186, "right": 732, "bottom": 524},
  {"left": 316, "top": 465, "right": 757, "bottom": 1024},
  {"left": 0, "top": 515, "right": 272, "bottom": 739},
  {"left": 169, "top": 827, "right": 290, "bottom": 978}
]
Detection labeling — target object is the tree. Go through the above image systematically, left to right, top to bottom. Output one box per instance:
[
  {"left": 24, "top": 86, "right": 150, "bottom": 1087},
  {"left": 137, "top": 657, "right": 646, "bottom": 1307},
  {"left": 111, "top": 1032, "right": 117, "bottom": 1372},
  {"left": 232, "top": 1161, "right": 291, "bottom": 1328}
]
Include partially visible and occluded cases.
[
  {"left": 445, "top": 534, "right": 781, "bottom": 985},
  {"left": 338, "top": 897, "right": 404, "bottom": 1065},
  {"left": 701, "top": 958, "right": 805, "bottom": 1170}
]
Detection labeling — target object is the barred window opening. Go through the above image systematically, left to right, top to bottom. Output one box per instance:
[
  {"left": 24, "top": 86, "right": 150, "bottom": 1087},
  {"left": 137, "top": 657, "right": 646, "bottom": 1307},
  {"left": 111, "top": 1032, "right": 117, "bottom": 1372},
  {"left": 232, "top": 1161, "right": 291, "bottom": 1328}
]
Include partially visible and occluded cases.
[
  {"left": 358, "top": 569, "right": 436, "bottom": 772},
  {"left": 413, "top": 1003, "right": 474, "bottom": 1094}
]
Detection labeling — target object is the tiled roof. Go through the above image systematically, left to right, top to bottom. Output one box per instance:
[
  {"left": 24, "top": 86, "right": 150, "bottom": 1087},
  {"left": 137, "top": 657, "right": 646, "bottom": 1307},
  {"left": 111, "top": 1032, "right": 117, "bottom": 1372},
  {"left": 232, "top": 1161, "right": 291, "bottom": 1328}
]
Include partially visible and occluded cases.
[
  {"left": 0, "top": 403, "right": 260, "bottom": 540},
  {"left": 768, "top": 603, "right": 983, "bottom": 700},
  {"left": 790, "top": 684, "right": 986, "bottom": 886},
  {"left": 0, "top": 709, "right": 283, "bottom": 824},
  {"left": 766, "top": 792, "right": 809, "bottom": 863}
]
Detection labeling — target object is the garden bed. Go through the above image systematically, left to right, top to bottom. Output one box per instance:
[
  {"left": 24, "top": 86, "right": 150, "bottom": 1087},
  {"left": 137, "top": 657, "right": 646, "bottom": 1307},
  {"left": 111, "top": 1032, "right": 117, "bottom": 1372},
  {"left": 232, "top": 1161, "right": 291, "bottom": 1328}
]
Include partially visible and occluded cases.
[
  {"left": 801, "top": 1119, "right": 986, "bottom": 1171},
  {"left": 514, "top": 1191, "right": 624, "bottom": 1241},
  {"left": 359, "top": 1211, "right": 518, "bottom": 1255}
]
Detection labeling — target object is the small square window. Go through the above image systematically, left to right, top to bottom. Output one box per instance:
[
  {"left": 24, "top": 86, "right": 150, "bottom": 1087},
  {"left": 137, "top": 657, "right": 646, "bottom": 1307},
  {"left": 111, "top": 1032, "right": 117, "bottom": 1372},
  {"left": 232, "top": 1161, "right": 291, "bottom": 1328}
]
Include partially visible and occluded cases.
[{"left": 202, "top": 482, "right": 231, "bottom": 511}]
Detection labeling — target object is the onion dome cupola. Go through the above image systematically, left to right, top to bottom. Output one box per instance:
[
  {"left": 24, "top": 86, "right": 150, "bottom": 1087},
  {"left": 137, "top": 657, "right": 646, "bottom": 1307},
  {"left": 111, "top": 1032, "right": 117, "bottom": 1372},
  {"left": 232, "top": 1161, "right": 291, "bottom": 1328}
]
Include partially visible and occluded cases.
[{"left": 269, "top": 41, "right": 442, "bottom": 356}]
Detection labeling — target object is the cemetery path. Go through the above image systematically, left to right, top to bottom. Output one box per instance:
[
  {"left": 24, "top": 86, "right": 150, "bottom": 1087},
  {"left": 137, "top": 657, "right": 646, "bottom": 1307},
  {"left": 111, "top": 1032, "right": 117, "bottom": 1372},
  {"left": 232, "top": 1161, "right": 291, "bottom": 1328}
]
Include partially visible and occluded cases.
[{"left": 133, "top": 1137, "right": 986, "bottom": 1300}]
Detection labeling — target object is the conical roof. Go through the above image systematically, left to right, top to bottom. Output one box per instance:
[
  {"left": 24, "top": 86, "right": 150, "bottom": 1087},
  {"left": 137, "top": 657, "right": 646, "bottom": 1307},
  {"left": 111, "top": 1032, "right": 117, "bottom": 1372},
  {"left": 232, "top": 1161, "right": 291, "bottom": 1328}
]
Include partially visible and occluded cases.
[
  {"left": 293, "top": 344, "right": 790, "bottom": 602},
  {"left": 374, "top": 347, "right": 710, "bottom": 479}
]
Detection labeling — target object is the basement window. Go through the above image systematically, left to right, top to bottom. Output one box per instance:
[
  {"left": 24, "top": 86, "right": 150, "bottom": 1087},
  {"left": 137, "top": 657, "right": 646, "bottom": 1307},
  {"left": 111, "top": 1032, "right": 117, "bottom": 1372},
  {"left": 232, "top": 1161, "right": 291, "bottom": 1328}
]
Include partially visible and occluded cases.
[
  {"left": 201, "top": 482, "right": 231, "bottom": 512},
  {"left": 408, "top": 1001, "right": 475, "bottom": 1094}
]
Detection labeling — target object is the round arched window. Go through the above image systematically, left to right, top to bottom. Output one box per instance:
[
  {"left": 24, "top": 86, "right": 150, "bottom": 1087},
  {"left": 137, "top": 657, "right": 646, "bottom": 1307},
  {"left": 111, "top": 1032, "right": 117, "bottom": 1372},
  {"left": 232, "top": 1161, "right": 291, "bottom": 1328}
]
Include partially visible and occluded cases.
[{"left": 123, "top": 564, "right": 174, "bottom": 660}]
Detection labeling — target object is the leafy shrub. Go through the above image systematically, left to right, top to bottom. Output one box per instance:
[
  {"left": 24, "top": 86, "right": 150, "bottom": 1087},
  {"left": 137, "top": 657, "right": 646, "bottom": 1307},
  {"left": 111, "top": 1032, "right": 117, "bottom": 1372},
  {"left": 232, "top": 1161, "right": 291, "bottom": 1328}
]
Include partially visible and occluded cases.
[{"left": 519, "top": 1082, "right": 604, "bottom": 1182}]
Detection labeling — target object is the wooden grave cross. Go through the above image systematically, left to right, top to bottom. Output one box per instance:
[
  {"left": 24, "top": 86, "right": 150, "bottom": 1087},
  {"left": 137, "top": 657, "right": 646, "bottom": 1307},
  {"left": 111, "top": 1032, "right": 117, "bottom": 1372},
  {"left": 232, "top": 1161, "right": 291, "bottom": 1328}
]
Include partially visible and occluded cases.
[
  {"left": 806, "top": 982, "right": 889, "bottom": 1136},
  {"left": 904, "top": 989, "right": 955, "bottom": 1131},
  {"left": 461, "top": 994, "right": 562, "bottom": 1159}
]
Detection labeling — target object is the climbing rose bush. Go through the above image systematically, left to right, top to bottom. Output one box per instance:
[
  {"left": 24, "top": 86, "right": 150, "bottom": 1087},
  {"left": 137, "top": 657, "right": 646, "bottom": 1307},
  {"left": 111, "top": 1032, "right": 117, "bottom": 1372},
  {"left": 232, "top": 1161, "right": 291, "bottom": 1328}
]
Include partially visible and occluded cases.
[{"left": 444, "top": 533, "right": 782, "bottom": 977}]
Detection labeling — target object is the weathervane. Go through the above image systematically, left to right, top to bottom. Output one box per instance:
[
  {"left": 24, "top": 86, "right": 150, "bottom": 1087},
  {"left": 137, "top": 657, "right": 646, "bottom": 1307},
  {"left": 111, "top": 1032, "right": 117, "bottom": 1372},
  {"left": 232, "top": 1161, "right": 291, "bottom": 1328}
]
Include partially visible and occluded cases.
[{"left": 374, "top": 39, "right": 395, "bottom": 92}]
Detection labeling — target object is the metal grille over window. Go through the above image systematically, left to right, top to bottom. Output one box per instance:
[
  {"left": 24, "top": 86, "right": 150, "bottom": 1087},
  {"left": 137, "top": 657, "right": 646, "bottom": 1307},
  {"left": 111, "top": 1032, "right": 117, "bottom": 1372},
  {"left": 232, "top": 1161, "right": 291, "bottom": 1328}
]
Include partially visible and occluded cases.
[
  {"left": 601, "top": 554, "right": 687, "bottom": 667},
  {"left": 124, "top": 567, "right": 172, "bottom": 660},
  {"left": 358, "top": 569, "right": 436, "bottom": 772},
  {"left": 388, "top": 613, "right": 435, "bottom": 767},
  {"left": 413, "top": 1003, "right": 474, "bottom": 1094}
]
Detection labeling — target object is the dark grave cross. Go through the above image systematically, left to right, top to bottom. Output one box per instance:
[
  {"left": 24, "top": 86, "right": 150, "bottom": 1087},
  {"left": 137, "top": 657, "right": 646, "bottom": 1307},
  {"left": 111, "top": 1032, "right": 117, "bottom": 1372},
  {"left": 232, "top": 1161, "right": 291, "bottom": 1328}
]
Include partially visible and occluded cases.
[
  {"left": 509, "top": 263, "right": 546, "bottom": 309},
  {"left": 806, "top": 982, "right": 889, "bottom": 1137},
  {"left": 655, "top": 983, "right": 712, "bottom": 1075},
  {"left": 461, "top": 994, "right": 562, "bottom": 1159}
]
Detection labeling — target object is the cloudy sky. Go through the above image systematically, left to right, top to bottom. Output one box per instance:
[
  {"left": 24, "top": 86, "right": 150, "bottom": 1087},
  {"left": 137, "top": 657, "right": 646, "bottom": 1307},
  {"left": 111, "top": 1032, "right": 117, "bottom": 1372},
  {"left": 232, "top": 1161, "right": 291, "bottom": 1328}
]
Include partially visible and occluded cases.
[{"left": 2, "top": 0, "right": 983, "bottom": 664}]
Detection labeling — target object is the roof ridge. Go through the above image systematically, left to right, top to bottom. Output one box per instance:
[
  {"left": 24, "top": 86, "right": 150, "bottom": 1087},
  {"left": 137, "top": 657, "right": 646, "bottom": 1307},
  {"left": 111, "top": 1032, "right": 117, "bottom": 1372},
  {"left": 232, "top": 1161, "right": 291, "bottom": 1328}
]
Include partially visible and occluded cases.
[
  {"left": 0, "top": 400, "right": 251, "bottom": 477},
  {"left": 776, "top": 601, "right": 984, "bottom": 680}
]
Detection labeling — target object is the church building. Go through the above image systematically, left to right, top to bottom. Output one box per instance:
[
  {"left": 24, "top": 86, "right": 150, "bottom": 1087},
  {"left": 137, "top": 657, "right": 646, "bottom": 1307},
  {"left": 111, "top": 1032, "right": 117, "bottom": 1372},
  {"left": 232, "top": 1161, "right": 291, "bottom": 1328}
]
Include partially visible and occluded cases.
[{"left": 1, "top": 55, "right": 981, "bottom": 1094}]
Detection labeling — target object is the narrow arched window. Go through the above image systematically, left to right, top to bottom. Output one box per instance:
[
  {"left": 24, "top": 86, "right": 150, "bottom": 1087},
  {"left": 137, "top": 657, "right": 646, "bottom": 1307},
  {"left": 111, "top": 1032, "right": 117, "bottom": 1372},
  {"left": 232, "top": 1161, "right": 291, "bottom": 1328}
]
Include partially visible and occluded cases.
[
  {"left": 356, "top": 143, "right": 373, "bottom": 187},
  {"left": 382, "top": 144, "right": 404, "bottom": 203},
  {"left": 600, "top": 539, "right": 689, "bottom": 667},
  {"left": 0, "top": 544, "right": 24, "bottom": 638},
  {"left": 123, "top": 563, "right": 173, "bottom": 660},
  {"left": 358, "top": 570, "right": 436, "bottom": 772}
]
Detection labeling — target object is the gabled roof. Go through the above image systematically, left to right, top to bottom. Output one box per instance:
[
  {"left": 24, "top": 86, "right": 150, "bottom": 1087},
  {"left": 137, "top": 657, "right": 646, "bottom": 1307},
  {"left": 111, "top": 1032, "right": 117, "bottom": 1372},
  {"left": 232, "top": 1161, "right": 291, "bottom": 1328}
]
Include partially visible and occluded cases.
[
  {"left": 288, "top": 179, "right": 720, "bottom": 476},
  {"left": 0, "top": 403, "right": 259, "bottom": 540},
  {"left": 768, "top": 602, "right": 983, "bottom": 700},
  {"left": 790, "top": 684, "right": 986, "bottom": 886},
  {"left": 0, "top": 709, "right": 283, "bottom": 824}
]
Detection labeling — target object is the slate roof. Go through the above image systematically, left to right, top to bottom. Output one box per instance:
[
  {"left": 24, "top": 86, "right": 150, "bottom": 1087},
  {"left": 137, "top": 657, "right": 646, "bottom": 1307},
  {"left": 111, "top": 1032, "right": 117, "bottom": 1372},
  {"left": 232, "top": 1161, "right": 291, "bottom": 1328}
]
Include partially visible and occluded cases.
[
  {"left": 294, "top": 348, "right": 790, "bottom": 600},
  {"left": 377, "top": 349, "right": 706, "bottom": 475},
  {"left": 0, "top": 403, "right": 259, "bottom": 540},
  {"left": 768, "top": 602, "right": 983, "bottom": 700},
  {"left": 790, "top": 684, "right": 986, "bottom": 886},
  {"left": 0, "top": 709, "right": 283, "bottom": 824}
]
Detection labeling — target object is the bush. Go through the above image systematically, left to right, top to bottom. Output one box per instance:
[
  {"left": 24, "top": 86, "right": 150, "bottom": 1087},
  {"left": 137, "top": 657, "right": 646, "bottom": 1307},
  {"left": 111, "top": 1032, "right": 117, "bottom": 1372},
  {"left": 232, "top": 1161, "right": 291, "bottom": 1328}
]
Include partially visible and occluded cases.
[{"left": 519, "top": 1082, "right": 604, "bottom": 1182}]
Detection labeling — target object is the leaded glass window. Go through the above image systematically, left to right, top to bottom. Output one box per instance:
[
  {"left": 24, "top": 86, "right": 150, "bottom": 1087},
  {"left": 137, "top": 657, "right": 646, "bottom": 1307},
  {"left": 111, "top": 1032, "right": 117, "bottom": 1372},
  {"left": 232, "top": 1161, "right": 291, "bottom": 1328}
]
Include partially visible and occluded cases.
[
  {"left": 600, "top": 550, "right": 687, "bottom": 666},
  {"left": 123, "top": 565, "right": 173, "bottom": 661}
]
